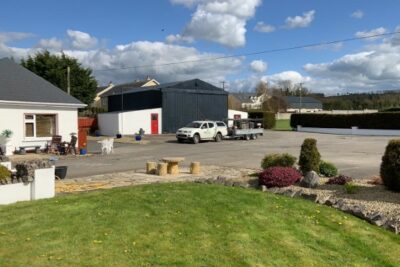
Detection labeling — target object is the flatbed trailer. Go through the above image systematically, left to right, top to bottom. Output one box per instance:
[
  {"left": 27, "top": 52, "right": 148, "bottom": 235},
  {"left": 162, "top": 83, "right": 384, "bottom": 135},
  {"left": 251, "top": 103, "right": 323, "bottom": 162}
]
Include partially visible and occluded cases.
[{"left": 224, "top": 118, "right": 264, "bottom": 140}]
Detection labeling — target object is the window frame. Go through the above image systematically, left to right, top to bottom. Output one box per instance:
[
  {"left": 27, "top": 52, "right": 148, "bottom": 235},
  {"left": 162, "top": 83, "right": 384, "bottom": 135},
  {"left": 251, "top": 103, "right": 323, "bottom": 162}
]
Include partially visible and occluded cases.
[{"left": 23, "top": 113, "right": 58, "bottom": 140}]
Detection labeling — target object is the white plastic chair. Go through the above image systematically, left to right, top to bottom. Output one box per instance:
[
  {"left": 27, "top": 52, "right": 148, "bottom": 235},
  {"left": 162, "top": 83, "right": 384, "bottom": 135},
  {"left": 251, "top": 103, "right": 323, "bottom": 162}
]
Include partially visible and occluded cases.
[{"left": 98, "top": 138, "right": 114, "bottom": 155}]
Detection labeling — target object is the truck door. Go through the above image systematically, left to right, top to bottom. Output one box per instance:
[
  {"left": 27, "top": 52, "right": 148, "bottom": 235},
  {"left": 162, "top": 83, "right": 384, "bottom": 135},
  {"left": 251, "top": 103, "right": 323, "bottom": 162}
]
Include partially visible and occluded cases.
[{"left": 207, "top": 122, "right": 216, "bottom": 138}]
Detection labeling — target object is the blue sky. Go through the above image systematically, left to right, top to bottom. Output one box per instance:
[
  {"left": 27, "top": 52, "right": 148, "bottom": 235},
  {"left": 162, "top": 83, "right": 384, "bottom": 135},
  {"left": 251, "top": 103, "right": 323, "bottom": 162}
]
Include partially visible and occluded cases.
[{"left": 1, "top": 0, "right": 400, "bottom": 94}]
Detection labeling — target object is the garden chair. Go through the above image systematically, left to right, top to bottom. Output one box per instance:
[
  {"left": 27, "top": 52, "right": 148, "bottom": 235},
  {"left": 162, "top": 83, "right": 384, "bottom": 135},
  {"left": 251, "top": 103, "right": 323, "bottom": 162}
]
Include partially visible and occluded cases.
[
  {"left": 47, "top": 135, "right": 62, "bottom": 154},
  {"left": 64, "top": 135, "right": 78, "bottom": 155},
  {"left": 99, "top": 138, "right": 114, "bottom": 155}
]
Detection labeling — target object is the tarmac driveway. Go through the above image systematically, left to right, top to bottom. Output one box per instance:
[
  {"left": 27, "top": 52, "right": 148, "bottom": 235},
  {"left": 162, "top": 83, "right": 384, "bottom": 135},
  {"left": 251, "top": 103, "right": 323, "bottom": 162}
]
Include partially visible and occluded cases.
[{"left": 58, "top": 131, "right": 395, "bottom": 179}]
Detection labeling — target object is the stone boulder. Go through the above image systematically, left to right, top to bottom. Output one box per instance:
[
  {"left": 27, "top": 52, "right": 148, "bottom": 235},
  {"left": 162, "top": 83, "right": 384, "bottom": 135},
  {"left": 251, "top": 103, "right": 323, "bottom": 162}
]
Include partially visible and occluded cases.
[{"left": 300, "top": 171, "right": 319, "bottom": 188}]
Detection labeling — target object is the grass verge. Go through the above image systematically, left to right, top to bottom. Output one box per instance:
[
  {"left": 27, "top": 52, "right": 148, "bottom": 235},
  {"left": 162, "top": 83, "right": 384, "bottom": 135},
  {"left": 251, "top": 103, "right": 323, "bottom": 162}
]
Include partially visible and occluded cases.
[{"left": 0, "top": 183, "right": 399, "bottom": 266}]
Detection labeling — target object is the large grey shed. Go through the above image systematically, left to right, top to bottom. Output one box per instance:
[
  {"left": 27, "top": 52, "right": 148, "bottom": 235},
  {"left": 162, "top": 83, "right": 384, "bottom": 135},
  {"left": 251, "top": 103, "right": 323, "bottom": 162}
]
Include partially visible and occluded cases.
[{"left": 104, "top": 79, "right": 228, "bottom": 133}]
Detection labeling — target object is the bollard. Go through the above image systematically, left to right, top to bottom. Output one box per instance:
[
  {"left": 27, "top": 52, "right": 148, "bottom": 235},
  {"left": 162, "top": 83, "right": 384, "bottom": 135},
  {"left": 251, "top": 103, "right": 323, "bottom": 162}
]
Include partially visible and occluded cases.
[
  {"left": 146, "top": 161, "right": 157, "bottom": 174},
  {"left": 157, "top": 162, "right": 168, "bottom": 176},
  {"left": 190, "top": 162, "right": 201, "bottom": 175}
]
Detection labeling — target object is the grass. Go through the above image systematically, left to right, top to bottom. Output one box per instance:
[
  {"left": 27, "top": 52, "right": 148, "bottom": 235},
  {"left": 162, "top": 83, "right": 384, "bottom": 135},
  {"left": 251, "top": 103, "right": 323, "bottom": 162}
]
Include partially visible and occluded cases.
[
  {"left": 274, "top": 119, "right": 292, "bottom": 131},
  {"left": 0, "top": 183, "right": 399, "bottom": 267}
]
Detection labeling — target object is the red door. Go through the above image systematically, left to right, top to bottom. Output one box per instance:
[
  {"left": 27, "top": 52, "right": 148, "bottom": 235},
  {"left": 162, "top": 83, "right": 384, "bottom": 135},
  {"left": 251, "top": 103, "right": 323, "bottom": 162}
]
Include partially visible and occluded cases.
[{"left": 151, "top": 113, "right": 159, "bottom": 134}]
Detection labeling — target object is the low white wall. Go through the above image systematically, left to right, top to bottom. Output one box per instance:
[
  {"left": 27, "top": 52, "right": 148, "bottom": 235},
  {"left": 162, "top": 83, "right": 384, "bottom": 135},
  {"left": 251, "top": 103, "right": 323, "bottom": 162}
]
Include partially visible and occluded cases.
[
  {"left": 0, "top": 104, "right": 78, "bottom": 152},
  {"left": 98, "top": 108, "right": 162, "bottom": 136},
  {"left": 228, "top": 109, "right": 248, "bottom": 127},
  {"left": 97, "top": 112, "right": 120, "bottom": 136},
  {"left": 297, "top": 126, "right": 400, "bottom": 136},
  {"left": 0, "top": 167, "right": 55, "bottom": 205}
]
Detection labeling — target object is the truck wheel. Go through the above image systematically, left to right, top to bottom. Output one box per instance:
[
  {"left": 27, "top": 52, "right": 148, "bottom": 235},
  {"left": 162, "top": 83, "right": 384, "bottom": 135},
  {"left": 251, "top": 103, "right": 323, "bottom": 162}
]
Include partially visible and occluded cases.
[
  {"left": 215, "top": 133, "right": 222, "bottom": 142},
  {"left": 192, "top": 134, "right": 200, "bottom": 144},
  {"left": 245, "top": 135, "right": 250, "bottom": 141}
]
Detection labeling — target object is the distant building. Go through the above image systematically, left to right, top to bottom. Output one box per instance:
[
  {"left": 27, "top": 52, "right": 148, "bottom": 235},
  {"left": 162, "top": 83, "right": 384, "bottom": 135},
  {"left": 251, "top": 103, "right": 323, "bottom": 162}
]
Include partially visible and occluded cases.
[
  {"left": 93, "top": 77, "right": 160, "bottom": 109},
  {"left": 230, "top": 93, "right": 269, "bottom": 110},
  {"left": 284, "top": 96, "right": 323, "bottom": 113}
]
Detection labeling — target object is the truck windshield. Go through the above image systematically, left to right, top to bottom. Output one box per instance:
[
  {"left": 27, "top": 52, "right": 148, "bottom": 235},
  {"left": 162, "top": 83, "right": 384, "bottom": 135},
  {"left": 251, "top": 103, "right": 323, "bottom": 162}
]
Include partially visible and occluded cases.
[{"left": 186, "top": 122, "right": 202, "bottom": 128}]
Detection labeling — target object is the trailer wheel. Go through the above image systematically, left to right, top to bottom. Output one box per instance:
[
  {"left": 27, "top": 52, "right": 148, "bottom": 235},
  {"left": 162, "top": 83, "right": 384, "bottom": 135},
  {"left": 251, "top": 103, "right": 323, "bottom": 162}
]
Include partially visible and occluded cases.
[
  {"left": 215, "top": 133, "right": 222, "bottom": 142},
  {"left": 192, "top": 134, "right": 200, "bottom": 144},
  {"left": 244, "top": 134, "right": 250, "bottom": 141},
  {"left": 250, "top": 134, "right": 257, "bottom": 140}
]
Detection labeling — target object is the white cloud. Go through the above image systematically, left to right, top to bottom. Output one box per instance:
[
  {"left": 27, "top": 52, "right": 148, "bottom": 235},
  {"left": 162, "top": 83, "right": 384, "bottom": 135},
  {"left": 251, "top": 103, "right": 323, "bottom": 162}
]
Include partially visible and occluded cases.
[
  {"left": 169, "top": 0, "right": 261, "bottom": 47},
  {"left": 284, "top": 10, "right": 315, "bottom": 29},
  {"left": 351, "top": 10, "right": 364, "bottom": 19},
  {"left": 254, "top": 22, "right": 275, "bottom": 33},
  {"left": 355, "top": 27, "right": 387, "bottom": 41},
  {"left": 67, "top": 29, "right": 98, "bottom": 49},
  {"left": 0, "top": 30, "right": 242, "bottom": 86},
  {"left": 303, "top": 30, "right": 400, "bottom": 93},
  {"left": 0, "top": 32, "right": 34, "bottom": 43},
  {"left": 165, "top": 34, "right": 194, "bottom": 44},
  {"left": 37, "top": 37, "right": 63, "bottom": 50},
  {"left": 250, "top": 60, "right": 267, "bottom": 73},
  {"left": 264, "top": 71, "right": 311, "bottom": 85}
]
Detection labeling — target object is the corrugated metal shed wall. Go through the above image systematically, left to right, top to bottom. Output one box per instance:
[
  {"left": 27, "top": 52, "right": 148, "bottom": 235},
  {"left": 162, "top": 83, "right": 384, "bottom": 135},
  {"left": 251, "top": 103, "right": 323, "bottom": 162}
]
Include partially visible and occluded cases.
[
  {"left": 108, "top": 90, "right": 162, "bottom": 112},
  {"left": 162, "top": 91, "right": 227, "bottom": 133}
]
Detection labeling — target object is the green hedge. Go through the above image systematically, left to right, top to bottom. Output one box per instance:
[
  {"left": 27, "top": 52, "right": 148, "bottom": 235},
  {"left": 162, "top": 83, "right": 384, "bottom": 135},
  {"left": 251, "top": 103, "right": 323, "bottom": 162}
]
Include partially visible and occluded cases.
[
  {"left": 248, "top": 111, "right": 276, "bottom": 129},
  {"left": 290, "top": 113, "right": 400, "bottom": 129}
]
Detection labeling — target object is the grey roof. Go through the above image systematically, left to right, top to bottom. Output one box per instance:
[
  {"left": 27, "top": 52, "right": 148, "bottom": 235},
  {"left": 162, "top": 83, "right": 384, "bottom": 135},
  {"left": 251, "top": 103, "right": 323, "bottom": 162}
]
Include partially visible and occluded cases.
[
  {"left": 0, "top": 58, "right": 85, "bottom": 106},
  {"left": 103, "top": 79, "right": 226, "bottom": 97},
  {"left": 96, "top": 85, "right": 109, "bottom": 95},
  {"left": 229, "top": 93, "right": 256, "bottom": 103},
  {"left": 284, "top": 96, "right": 322, "bottom": 109}
]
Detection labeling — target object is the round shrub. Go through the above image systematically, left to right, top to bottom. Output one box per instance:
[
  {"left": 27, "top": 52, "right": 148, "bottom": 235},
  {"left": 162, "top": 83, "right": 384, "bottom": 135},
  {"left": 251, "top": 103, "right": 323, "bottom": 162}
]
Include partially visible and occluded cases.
[
  {"left": 299, "top": 138, "right": 321, "bottom": 175},
  {"left": 380, "top": 139, "right": 400, "bottom": 192},
  {"left": 261, "top": 153, "right": 297, "bottom": 169},
  {"left": 319, "top": 160, "right": 338, "bottom": 177},
  {"left": 0, "top": 165, "right": 11, "bottom": 184},
  {"left": 259, "top": 167, "right": 302, "bottom": 188},
  {"left": 326, "top": 175, "right": 352, "bottom": 185}
]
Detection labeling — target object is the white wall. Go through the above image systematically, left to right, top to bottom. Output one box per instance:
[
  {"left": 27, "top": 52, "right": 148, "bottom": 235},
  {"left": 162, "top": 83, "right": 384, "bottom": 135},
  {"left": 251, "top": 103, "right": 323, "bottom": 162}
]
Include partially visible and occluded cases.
[
  {"left": 0, "top": 104, "right": 78, "bottom": 152},
  {"left": 98, "top": 108, "right": 162, "bottom": 136},
  {"left": 228, "top": 109, "right": 248, "bottom": 126},
  {"left": 97, "top": 112, "right": 120, "bottom": 136},
  {"left": 297, "top": 126, "right": 400, "bottom": 136}
]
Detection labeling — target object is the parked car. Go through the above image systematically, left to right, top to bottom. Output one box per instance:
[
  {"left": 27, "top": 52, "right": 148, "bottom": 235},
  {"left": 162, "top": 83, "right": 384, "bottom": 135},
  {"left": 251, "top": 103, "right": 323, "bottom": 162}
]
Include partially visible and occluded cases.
[{"left": 176, "top": 121, "right": 227, "bottom": 144}]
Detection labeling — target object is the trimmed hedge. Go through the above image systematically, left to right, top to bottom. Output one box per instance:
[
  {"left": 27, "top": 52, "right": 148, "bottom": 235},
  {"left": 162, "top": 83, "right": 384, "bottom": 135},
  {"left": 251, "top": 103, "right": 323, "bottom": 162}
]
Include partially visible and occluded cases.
[
  {"left": 248, "top": 111, "right": 276, "bottom": 129},
  {"left": 290, "top": 113, "right": 400, "bottom": 129},
  {"left": 299, "top": 138, "right": 321, "bottom": 174},
  {"left": 380, "top": 139, "right": 400, "bottom": 192},
  {"left": 261, "top": 153, "right": 296, "bottom": 170},
  {"left": 259, "top": 167, "right": 302, "bottom": 188}
]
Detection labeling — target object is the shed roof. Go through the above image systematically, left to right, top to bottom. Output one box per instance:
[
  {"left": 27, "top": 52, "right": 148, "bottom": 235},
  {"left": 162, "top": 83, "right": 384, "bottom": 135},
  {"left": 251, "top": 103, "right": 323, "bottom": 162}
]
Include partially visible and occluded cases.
[
  {"left": 0, "top": 58, "right": 85, "bottom": 107},
  {"left": 104, "top": 79, "right": 227, "bottom": 97},
  {"left": 284, "top": 96, "right": 322, "bottom": 109}
]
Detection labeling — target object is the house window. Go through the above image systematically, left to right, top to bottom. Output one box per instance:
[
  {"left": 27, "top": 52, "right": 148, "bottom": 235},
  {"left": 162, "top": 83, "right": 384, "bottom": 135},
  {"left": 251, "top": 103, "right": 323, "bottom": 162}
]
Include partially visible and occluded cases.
[{"left": 24, "top": 114, "right": 57, "bottom": 138}]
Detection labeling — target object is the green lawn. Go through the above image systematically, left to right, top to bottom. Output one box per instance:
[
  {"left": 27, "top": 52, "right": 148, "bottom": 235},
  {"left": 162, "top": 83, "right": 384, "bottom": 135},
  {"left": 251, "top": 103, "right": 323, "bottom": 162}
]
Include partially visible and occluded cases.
[
  {"left": 274, "top": 119, "right": 292, "bottom": 131},
  {"left": 1, "top": 184, "right": 399, "bottom": 267}
]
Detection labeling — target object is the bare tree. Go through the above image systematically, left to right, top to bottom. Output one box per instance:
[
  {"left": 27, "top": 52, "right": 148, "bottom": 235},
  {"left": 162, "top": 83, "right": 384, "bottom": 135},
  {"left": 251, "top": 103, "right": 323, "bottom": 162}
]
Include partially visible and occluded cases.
[{"left": 255, "top": 80, "right": 269, "bottom": 96}]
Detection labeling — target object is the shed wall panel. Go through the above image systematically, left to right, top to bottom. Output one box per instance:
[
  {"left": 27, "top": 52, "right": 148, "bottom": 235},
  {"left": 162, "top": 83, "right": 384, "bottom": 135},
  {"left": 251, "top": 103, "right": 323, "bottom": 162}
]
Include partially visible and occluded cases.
[{"left": 162, "top": 92, "right": 227, "bottom": 133}]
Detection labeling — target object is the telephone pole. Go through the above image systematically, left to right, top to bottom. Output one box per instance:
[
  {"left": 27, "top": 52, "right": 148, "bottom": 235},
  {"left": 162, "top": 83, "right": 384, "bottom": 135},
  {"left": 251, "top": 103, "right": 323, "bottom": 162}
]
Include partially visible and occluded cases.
[
  {"left": 67, "top": 66, "right": 71, "bottom": 95},
  {"left": 221, "top": 81, "right": 226, "bottom": 90},
  {"left": 299, "top": 82, "right": 303, "bottom": 114}
]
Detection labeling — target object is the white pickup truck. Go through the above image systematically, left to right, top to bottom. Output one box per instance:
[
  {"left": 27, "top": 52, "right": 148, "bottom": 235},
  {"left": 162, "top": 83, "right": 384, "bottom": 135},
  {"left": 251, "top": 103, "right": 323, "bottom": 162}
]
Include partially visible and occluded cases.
[{"left": 176, "top": 121, "right": 228, "bottom": 144}]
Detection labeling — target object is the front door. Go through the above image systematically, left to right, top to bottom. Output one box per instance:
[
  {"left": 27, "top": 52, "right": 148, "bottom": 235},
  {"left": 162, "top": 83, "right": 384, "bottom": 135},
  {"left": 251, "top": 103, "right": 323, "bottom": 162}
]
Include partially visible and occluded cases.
[
  {"left": 151, "top": 113, "right": 158, "bottom": 134},
  {"left": 151, "top": 114, "right": 158, "bottom": 134}
]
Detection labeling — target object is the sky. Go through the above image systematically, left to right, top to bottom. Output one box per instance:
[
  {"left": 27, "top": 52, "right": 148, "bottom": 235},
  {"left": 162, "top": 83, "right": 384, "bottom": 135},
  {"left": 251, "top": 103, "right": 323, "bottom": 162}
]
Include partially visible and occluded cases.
[{"left": 1, "top": 0, "right": 400, "bottom": 94}]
